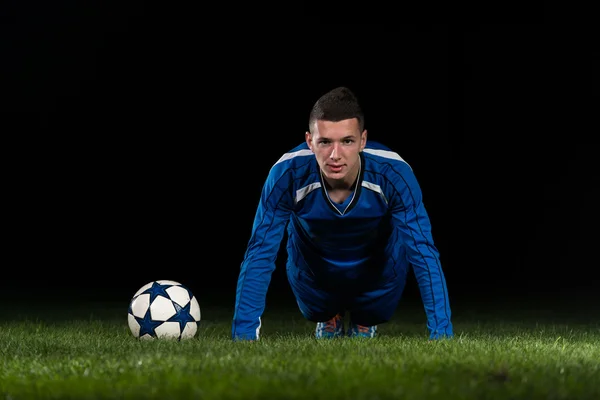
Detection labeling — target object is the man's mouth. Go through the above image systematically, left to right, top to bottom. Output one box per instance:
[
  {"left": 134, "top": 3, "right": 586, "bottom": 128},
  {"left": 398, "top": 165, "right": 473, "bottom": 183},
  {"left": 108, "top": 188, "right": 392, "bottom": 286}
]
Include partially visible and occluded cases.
[{"left": 328, "top": 164, "right": 343, "bottom": 173}]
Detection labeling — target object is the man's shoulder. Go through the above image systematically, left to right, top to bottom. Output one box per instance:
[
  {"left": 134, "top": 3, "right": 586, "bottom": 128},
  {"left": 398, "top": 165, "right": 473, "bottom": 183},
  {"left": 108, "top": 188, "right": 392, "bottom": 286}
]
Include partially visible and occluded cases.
[
  {"left": 363, "top": 141, "right": 411, "bottom": 169},
  {"left": 272, "top": 142, "right": 312, "bottom": 167},
  {"left": 264, "top": 143, "right": 314, "bottom": 181}
]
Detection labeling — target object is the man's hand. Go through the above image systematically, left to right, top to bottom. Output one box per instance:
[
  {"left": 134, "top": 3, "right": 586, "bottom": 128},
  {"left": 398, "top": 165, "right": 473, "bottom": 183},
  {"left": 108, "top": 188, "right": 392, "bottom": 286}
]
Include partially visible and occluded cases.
[{"left": 429, "top": 332, "right": 454, "bottom": 341}]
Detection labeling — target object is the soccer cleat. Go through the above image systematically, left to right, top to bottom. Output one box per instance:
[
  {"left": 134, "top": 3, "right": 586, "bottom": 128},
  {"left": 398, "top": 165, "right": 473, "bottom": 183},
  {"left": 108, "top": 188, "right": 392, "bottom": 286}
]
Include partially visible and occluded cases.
[
  {"left": 315, "top": 313, "right": 345, "bottom": 338},
  {"left": 347, "top": 323, "right": 377, "bottom": 338}
]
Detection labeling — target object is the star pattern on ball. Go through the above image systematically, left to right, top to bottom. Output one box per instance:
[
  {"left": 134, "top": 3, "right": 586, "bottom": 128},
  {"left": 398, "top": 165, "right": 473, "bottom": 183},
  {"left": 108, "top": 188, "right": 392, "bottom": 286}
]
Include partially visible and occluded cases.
[
  {"left": 141, "top": 281, "right": 174, "bottom": 303},
  {"left": 168, "top": 300, "right": 197, "bottom": 334},
  {"left": 135, "top": 309, "right": 164, "bottom": 338}
]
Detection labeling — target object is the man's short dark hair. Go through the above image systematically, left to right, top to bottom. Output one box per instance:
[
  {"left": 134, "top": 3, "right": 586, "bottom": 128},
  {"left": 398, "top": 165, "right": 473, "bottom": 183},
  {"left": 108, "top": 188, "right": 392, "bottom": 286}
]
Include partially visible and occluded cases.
[{"left": 308, "top": 86, "right": 365, "bottom": 133}]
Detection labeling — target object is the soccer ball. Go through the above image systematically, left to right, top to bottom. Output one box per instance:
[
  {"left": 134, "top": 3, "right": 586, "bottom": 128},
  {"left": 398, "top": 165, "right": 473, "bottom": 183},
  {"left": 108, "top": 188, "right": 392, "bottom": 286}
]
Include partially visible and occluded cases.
[{"left": 127, "top": 280, "right": 201, "bottom": 340}]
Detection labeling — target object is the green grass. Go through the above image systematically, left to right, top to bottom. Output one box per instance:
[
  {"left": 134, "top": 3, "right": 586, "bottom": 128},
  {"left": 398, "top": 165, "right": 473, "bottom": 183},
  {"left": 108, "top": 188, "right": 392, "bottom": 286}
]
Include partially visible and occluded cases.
[{"left": 1, "top": 300, "right": 599, "bottom": 400}]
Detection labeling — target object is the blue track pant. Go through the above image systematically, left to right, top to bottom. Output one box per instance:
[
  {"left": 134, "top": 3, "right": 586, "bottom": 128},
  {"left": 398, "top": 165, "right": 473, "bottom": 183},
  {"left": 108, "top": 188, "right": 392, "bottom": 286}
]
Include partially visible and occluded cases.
[{"left": 286, "top": 266, "right": 407, "bottom": 326}]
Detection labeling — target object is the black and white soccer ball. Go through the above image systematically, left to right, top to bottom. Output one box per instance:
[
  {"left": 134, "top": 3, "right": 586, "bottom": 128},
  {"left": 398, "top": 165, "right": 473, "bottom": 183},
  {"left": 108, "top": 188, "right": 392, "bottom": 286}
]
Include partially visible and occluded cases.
[{"left": 127, "top": 280, "right": 201, "bottom": 340}]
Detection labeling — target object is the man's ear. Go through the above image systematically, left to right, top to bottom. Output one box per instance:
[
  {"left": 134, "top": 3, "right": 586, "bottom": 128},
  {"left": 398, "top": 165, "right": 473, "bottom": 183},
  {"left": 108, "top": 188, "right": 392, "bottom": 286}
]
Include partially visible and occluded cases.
[
  {"left": 360, "top": 129, "right": 368, "bottom": 151},
  {"left": 305, "top": 131, "right": 313, "bottom": 151}
]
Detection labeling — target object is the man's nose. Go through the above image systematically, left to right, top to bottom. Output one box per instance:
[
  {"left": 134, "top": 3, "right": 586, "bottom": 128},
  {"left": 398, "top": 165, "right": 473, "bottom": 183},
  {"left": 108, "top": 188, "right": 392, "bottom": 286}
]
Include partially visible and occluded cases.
[{"left": 329, "top": 144, "right": 341, "bottom": 160}]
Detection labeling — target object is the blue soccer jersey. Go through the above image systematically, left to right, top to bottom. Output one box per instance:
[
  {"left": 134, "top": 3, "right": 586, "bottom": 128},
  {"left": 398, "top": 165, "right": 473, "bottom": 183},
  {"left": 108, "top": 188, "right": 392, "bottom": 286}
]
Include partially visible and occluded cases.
[{"left": 232, "top": 140, "right": 452, "bottom": 340}]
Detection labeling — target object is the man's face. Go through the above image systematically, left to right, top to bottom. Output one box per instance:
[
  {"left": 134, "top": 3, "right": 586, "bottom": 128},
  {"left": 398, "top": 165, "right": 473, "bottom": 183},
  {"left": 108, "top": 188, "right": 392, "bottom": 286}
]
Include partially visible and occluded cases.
[{"left": 306, "top": 118, "right": 367, "bottom": 184}]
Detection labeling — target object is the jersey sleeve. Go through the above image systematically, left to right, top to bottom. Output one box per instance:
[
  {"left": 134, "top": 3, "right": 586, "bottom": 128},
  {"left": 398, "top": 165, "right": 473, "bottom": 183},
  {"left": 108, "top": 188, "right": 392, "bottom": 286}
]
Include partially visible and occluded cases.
[
  {"left": 232, "top": 163, "right": 293, "bottom": 341},
  {"left": 388, "top": 164, "right": 454, "bottom": 340}
]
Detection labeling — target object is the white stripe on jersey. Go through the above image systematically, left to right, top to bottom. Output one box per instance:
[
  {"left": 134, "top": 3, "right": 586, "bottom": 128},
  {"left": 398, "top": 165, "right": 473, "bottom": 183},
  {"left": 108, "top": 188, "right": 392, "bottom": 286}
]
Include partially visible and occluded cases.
[
  {"left": 275, "top": 148, "right": 407, "bottom": 167},
  {"left": 363, "top": 148, "right": 409, "bottom": 166},
  {"left": 275, "top": 149, "right": 313, "bottom": 165},
  {"left": 361, "top": 181, "right": 388, "bottom": 205},
  {"left": 295, "top": 182, "right": 321, "bottom": 204},
  {"left": 256, "top": 317, "right": 261, "bottom": 340}
]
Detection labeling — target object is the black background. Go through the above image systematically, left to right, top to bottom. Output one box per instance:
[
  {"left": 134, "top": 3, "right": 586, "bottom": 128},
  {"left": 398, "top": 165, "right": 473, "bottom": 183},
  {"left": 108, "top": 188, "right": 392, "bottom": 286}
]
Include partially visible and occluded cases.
[{"left": 2, "top": 14, "right": 597, "bottom": 319}]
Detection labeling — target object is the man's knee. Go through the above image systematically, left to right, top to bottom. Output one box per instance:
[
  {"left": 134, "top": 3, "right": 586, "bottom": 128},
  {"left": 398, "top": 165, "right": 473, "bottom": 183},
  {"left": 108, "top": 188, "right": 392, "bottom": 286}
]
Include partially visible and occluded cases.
[
  {"left": 294, "top": 297, "right": 342, "bottom": 323},
  {"left": 350, "top": 308, "right": 394, "bottom": 326},
  {"left": 301, "top": 309, "right": 341, "bottom": 323}
]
